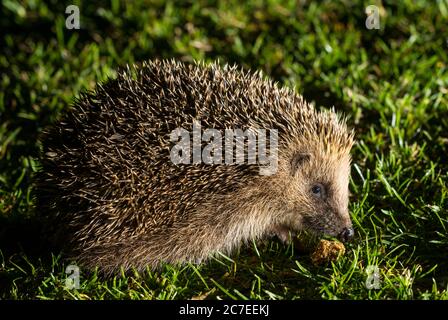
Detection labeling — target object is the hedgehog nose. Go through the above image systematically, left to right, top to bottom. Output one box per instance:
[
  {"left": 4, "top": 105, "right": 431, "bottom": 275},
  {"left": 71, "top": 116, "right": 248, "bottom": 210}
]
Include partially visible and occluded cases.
[{"left": 339, "top": 227, "right": 354, "bottom": 242}]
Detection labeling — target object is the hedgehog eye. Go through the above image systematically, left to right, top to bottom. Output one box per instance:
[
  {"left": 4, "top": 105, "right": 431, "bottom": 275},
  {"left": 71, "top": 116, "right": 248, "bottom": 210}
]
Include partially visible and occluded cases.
[{"left": 311, "top": 183, "right": 326, "bottom": 198}]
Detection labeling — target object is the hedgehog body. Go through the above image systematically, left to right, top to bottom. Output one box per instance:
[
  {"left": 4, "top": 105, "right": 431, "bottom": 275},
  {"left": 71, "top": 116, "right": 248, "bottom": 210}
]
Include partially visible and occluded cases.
[{"left": 36, "top": 60, "right": 354, "bottom": 274}]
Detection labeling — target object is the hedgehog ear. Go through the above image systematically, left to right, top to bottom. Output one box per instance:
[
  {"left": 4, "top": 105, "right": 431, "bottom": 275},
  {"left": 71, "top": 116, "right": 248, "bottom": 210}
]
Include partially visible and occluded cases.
[{"left": 291, "top": 152, "right": 311, "bottom": 174}]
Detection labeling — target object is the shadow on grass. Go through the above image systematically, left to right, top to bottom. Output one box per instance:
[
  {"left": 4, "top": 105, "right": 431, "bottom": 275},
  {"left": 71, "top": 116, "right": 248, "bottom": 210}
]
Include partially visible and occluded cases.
[{"left": 0, "top": 191, "right": 68, "bottom": 298}]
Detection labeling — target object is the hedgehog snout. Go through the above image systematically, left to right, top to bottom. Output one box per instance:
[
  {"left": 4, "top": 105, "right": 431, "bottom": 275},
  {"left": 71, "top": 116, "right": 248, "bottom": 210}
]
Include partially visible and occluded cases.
[{"left": 338, "top": 227, "right": 354, "bottom": 242}]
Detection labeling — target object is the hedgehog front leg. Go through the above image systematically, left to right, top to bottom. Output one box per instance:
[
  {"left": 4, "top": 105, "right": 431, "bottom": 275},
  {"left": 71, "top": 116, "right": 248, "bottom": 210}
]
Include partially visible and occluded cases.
[{"left": 268, "top": 224, "right": 295, "bottom": 244}]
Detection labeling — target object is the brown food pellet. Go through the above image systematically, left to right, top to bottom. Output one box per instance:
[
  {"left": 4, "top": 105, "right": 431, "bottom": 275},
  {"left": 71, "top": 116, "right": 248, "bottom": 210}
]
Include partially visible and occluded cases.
[{"left": 310, "top": 239, "right": 346, "bottom": 265}]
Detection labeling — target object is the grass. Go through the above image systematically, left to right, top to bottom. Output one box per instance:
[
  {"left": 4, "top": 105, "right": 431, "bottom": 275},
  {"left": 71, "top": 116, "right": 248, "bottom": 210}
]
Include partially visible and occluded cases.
[{"left": 1, "top": 0, "right": 447, "bottom": 300}]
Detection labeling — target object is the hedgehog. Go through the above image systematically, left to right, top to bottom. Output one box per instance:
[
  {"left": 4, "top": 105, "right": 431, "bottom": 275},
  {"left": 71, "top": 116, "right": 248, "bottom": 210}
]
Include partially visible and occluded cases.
[{"left": 35, "top": 60, "right": 355, "bottom": 274}]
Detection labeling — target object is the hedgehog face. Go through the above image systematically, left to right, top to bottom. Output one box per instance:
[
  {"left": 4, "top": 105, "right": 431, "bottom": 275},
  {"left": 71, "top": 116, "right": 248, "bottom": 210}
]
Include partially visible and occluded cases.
[{"left": 282, "top": 150, "right": 354, "bottom": 242}]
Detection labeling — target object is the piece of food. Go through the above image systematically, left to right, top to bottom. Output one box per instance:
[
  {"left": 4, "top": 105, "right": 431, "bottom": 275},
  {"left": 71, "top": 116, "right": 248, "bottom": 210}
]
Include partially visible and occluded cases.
[{"left": 310, "top": 239, "right": 346, "bottom": 265}]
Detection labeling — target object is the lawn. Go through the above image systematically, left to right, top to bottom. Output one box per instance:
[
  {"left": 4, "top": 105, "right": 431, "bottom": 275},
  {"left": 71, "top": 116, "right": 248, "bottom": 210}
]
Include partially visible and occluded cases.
[{"left": 0, "top": 0, "right": 447, "bottom": 299}]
